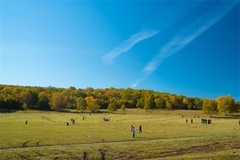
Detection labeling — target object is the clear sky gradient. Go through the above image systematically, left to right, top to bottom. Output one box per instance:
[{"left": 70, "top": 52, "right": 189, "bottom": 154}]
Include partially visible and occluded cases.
[{"left": 1, "top": 1, "right": 239, "bottom": 100}]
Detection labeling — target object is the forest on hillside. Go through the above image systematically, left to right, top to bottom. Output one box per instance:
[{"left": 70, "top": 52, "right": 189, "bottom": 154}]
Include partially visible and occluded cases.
[{"left": 0, "top": 85, "right": 239, "bottom": 114}]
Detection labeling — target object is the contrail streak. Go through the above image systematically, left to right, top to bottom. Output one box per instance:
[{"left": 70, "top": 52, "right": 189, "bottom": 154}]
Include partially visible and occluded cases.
[
  {"left": 131, "top": 1, "right": 238, "bottom": 88},
  {"left": 102, "top": 2, "right": 200, "bottom": 64},
  {"left": 102, "top": 29, "right": 158, "bottom": 64}
]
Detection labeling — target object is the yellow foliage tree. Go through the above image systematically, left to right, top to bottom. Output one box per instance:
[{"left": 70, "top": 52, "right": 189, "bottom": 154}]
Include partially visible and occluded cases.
[
  {"left": 50, "top": 92, "right": 66, "bottom": 110},
  {"left": 217, "top": 94, "right": 236, "bottom": 115},
  {"left": 85, "top": 96, "right": 100, "bottom": 112},
  {"left": 202, "top": 99, "right": 217, "bottom": 114}
]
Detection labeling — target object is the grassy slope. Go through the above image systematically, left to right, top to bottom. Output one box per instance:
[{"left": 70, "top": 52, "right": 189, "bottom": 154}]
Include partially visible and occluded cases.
[{"left": 0, "top": 109, "right": 239, "bottom": 159}]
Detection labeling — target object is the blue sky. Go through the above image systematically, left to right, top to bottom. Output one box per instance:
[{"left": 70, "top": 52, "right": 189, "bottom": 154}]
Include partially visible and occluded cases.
[{"left": 1, "top": 0, "right": 239, "bottom": 101}]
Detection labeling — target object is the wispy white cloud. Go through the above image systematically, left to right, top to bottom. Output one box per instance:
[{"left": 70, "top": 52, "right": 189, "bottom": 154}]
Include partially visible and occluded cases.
[
  {"left": 131, "top": 1, "right": 238, "bottom": 88},
  {"left": 103, "top": 2, "right": 200, "bottom": 65},
  {"left": 102, "top": 29, "right": 159, "bottom": 64},
  {"left": 130, "top": 73, "right": 150, "bottom": 88}
]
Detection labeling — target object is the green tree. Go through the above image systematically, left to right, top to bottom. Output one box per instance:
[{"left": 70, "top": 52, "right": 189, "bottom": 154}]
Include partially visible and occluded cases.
[
  {"left": 85, "top": 87, "right": 95, "bottom": 97},
  {"left": 120, "top": 88, "right": 136, "bottom": 108},
  {"left": 20, "top": 89, "right": 38, "bottom": 108},
  {"left": 37, "top": 91, "right": 51, "bottom": 110},
  {"left": 0, "top": 93, "right": 20, "bottom": 110},
  {"left": 144, "top": 95, "right": 155, "bottom": 110},
  {"left": 155, "top": 97, "right": 166, "bottom": 109},
  {"left": 183, "top": 97, "right": 191, "bottom": 109},
  {"left": 136, "top": 98, "right": 144, "bottom": 109},
  {"left": 194, "top": 98, "right": 203, "bottom": 110},
  {"left": 236, "top": 101, "right": 240, "bottom": 112},
  {"left": 107, "top": 102, "right": 117, "bottom": 112},
  {"left": 22, "top": 103, "right": 28, "bottom": 110},
  {"left": 121, "top": 104, "right": 126, "bottom": 111}
]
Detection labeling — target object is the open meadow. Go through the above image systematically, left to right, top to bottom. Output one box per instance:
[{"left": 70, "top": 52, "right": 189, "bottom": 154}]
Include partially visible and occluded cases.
[{"left": 0, "top": 109, "right": 239, "bottom": 160}]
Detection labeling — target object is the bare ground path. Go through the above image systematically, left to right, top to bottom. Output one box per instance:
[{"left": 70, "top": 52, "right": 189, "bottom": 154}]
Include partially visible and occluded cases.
[{"left": 0, "top": 136, "right": 221, "bottom": 152}]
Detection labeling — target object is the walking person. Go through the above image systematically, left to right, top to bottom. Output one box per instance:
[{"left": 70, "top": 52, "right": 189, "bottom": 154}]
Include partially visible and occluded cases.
[{"left": 131, "top": 126, "right": 136, "bottom": 138}]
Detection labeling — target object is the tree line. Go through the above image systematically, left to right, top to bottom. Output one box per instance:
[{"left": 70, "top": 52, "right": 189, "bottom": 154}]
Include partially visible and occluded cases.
[{"left": 0, "top": 85, "right": 239, "bottom": 114}]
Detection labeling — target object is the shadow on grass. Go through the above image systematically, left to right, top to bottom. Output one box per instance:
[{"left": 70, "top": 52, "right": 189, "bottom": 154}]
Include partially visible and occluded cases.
[
  {"left": 0, "top": 109, "right": 18, "bottom": 113},
  {"left": 57, "top": 109, "right": 108, "bottom": 114},
  {"left": 212, "top": 115, "right": 240, "bottom": 119}
]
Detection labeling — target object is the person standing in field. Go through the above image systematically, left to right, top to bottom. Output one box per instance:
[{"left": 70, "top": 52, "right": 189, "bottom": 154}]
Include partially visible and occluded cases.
[
  {"left": 130, "top": 125, "right": 133, "bottom": 132},
  {"left": 139, "top": 125, "right": 142, "bottom": 133},
  {"left": 131, "top": 126, "right": 136, "bottom": 138}
]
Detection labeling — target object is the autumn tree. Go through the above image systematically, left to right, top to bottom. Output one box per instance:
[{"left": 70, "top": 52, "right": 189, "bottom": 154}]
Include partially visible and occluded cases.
[
  {"left": 105, "top": 87, "right": 120, "bottom": 99},
  {"left": 50, "top": 92, "right": 66, "bottom": 110},
  {"left": 217, "top": 95, "right": 236, "bottom": 115},
  {"left": 225, "top": 95, "right": 237, "bottom": 114},
  {"left": 85, "top": 96, "right": 100, "bottom": 112},
  {"left": 217, "top": 96, "right": 227, "bottom": 114},
  {"left": 202, "top": 99, "right": 217, "bottom": 114},
  {"left": 166, "top": 100, "right": 172, "bottom": 110}
]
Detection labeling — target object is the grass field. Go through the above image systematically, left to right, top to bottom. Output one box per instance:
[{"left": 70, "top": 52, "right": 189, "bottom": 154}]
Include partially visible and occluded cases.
[{"left": 0, "top": 109, "right": 239, "bottom": 159}]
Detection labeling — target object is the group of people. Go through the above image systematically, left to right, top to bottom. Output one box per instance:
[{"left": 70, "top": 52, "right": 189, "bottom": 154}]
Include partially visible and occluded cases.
[
  {"left": 184, "top": 114, "right": 202, "bottom": 124},
  {"left": 66, "top": 118, "right": 76, "bottom": 126},
  {"left": 186, "top": 119, "right": 194, "bottom": 123},
  {"left": 201, "top": 119, "right": 211, "bottom": 124},
  {"left": 130, "top": 125, "right": 142, "bottom": 138}
]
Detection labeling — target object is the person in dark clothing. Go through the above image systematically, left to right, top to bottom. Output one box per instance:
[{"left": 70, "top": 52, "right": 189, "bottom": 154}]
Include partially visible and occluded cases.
[{"left": 139, "top": 125, "right": 142, "bottom": 133}]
